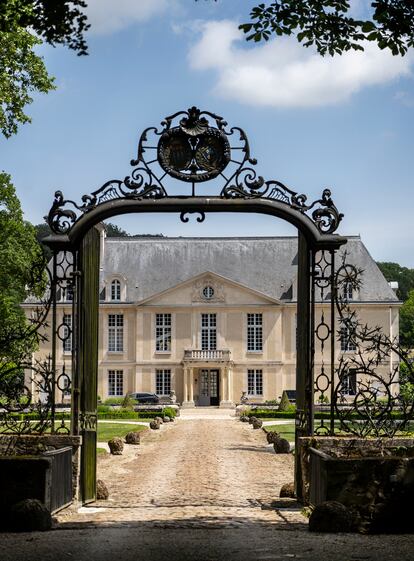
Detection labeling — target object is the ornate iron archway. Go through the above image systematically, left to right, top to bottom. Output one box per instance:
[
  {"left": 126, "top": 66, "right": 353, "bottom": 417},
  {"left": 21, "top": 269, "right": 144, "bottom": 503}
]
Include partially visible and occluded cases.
[{"left": 42, "top": 107, "right": 346, "bottom": 503}]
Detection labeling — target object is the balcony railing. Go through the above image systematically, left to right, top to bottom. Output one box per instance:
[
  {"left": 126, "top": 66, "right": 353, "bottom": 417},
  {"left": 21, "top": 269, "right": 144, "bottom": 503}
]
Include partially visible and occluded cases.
[{"left": 183, "top": 349, "right": 231, "bottom": 362}]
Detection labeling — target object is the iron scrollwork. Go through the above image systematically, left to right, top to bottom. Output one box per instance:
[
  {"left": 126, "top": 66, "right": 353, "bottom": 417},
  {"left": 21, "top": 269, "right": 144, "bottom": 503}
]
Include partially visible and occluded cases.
[{"left": 47, "top": 106, "right": 343, "bottom": 235}]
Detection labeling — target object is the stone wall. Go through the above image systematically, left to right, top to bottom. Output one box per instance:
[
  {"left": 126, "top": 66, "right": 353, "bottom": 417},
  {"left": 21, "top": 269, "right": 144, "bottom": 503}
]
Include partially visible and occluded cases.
[
  {"left": 0, "top": 435, "right": 82, "bottom": 503},
  {"left": 298, "top": 436, "right": 414, "bottom": 533}
]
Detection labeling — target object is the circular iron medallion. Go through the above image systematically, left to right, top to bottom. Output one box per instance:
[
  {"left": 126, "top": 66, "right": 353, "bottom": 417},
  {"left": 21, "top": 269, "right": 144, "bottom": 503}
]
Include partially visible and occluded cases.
[{"left": 158, "top": 126, "right": 230, "bottom": 183}]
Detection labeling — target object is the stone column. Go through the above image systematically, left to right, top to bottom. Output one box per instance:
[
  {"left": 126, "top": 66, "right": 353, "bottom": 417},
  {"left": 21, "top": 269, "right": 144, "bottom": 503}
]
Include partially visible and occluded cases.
[
  {"left": 182, "top": 365, "right": 195, "bottom": 408},
  {"left": 220, "top": 365, "right": 233, "bottom": 408},
  {"left": 227, "top": 365, "right": 232, "bottom": 403},
  {"left": 183, "top": 366, "right": 188, "bottom": 402},
  {"left": 189, "top": 367, "right": 194, "bottom": 402}
]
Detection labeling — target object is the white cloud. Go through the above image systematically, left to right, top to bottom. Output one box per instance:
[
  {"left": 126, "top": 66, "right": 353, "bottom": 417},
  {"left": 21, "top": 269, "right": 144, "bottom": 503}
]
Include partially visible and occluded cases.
[
  {"left": 86, "top": 0, "right": 169, "bottom": 35},
  {"left": 189, "top": 20, "right": 413, "bottom": 108}
]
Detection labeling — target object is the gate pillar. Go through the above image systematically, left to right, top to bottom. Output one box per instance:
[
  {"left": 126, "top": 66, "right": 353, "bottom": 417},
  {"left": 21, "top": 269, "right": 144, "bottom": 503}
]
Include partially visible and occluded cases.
[
  {"left": 75, "top": 226, "right": 100, "bottom": 503},
  {"left": 295, "top": 232, "right": 314, "bottom": 499}
]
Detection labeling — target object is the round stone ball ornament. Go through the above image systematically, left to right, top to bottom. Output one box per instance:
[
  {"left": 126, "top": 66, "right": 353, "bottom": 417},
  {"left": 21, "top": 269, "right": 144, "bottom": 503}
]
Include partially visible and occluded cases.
[{"left": 157, "top": 107, "right": 231, "bottom": 183}]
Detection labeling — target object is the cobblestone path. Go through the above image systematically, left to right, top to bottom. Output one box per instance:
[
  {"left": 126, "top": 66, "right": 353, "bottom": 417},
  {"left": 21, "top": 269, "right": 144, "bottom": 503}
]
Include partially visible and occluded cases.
[{"left": 59, "top": 410, "right": 305, "bottom": 529}]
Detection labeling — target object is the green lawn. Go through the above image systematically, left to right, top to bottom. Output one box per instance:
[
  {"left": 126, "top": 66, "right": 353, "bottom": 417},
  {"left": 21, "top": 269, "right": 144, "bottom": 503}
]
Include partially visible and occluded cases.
[
  {"left": 97, "top": 422, "right": 148, "bottom": 441},
  {"left": 264, "top": 423, "right": 295, "bottom": 442}
]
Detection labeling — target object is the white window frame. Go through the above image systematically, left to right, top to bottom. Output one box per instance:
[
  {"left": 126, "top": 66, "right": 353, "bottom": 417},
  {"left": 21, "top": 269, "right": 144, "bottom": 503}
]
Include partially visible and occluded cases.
[
  {"left": 111, "top": 279, "right": 121, "bottom": 302},
  {"left": 342, "top": 281, "right": 354, "bottom": 301},
  {"left": 62, "top": 313, "right": 72, "bottom": 353},
  {"left": 155, "top": 313, "right": 172, "bottom": 352},
  {"left": 201, "top": 313, "right": 217, "bottom": 350},
  {"left": 247, "top": 313, "right": 263, "bottom": 352},
  {"left": 108, "top": 314, "right": 124, "bottom": 353},
  {"left": 340, "top": 324, "right": 356, "bottom": 352},
  {"left": 155, "top": 369, "right": 171, "bottom": 396},
  {"left": 247, "top": 369, "right": 263, "bottom": 396},
  {"left": 342, "top": 369, "right": 357, "bottom": 396},
  {"left": 108, "top": 370, "right": 124, "bottom": 396}
]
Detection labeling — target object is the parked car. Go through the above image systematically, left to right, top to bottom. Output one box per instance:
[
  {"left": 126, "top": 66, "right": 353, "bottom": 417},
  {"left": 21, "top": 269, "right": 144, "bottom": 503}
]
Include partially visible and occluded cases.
[
  {"left": 285, "top": 390, "right": 296, "bottom": 403},
  {"left": 129, "top": 392, "right": 160, "bottom": 404}
]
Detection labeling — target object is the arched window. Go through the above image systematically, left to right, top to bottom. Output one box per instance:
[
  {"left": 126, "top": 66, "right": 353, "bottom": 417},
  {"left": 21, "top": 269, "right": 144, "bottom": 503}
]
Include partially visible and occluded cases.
[{"left": 111, "top": 279, "right": 121, "bottom": 301}]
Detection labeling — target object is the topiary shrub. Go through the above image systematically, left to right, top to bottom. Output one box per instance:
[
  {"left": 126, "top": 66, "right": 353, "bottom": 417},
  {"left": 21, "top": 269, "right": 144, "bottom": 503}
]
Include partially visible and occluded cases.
[
  {"left": 278, "top": 390, "right": 292, "bottom": 412},
  {"left": 125, "top": 431, "right": 141, "bottom": 444},
  {"left": 266, "top": 431, "right": 280, "bottom": 444},
  {"left": 108, "top": 437, "right": 124, "bottom": 455},
  {"left": 273, "top": 437, "right": 291, "bottom": 454},
  {"left": 96, "top": 479, "right": 109, "bottom": 500},
  {"left": 280, "top": 482, "right": 295, "bottom": 498},
  {"left": 9, "top": 499, "right": 52, "bottom": 532},
  {"left": 309, "top": 501, "right": 354, "bottom": 533}
]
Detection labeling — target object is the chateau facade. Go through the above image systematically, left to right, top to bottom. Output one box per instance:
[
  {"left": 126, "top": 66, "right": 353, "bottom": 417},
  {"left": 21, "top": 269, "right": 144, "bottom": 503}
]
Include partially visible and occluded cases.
[{"left": 27, "top": 234, "right": 400, "bottom": 407}]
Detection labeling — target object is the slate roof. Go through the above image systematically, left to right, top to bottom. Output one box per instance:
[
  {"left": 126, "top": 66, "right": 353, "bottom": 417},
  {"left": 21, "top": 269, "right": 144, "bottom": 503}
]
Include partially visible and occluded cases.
[{"left": 102, "top": 236, "right": 398, "bottom": 303}]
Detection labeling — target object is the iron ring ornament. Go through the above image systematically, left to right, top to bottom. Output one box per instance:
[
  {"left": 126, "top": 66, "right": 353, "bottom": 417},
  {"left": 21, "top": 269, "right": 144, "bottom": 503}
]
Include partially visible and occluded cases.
[{"left": 46, "top": 106, "right": 343, "bottom": 236}]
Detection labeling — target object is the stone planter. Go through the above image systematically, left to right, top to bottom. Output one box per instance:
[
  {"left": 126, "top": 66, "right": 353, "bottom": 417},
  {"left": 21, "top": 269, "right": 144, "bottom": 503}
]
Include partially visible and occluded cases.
[{"left": 298, "top": 437, "right": 414, "bottom": 533}]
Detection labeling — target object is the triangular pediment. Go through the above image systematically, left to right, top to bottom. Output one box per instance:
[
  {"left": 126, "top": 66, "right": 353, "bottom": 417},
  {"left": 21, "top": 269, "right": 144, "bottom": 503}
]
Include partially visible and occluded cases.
[{"left": 137, "top": 271, "right": 281, "bottom": 306}]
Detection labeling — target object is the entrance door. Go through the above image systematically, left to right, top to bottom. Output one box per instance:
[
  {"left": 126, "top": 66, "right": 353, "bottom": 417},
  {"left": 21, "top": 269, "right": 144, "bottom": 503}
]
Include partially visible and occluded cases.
[{"left": 199, "top": 369, "right": 220, "bottom": 406}]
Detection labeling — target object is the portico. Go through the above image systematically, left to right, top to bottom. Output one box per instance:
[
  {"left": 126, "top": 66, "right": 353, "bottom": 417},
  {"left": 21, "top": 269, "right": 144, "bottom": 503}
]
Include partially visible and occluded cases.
[{"left": 182, "top": 350, "right": 234, "bottom": 408}]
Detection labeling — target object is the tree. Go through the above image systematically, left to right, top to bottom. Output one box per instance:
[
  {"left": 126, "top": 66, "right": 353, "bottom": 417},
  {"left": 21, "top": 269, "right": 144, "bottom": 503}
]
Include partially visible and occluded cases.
[
  {"left": 0, "top": 0, "right": 89, "bottom": 138},
  {"left": 239, "top": 1, "right": 414, "bottom": 56},
  {"left": 0, "top": 173, "right": 46, "bottom": 364},
  {"left": 376, "top": 262, "right": 414, "bottom": 301},
  {"left": 400, "top": 289, "right": 414, "bottom": 349}
]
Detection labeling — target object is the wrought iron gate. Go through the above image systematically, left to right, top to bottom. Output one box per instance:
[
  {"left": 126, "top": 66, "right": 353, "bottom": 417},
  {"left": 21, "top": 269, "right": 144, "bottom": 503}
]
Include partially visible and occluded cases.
[{"left": 33, "top": 107, "right": 348, "bottom": 502}]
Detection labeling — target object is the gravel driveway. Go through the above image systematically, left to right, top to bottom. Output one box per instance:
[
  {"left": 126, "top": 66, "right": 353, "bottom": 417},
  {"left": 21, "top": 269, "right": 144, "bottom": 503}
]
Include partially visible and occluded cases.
[{"left": 2, "top": 410, "right": 414, "bottom": 561}]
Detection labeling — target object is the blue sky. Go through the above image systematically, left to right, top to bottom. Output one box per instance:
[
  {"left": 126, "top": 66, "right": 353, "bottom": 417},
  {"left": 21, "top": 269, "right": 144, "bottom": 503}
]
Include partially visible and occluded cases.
[{"left": 1, "top": 0, "right": 414, "bottom": 265}]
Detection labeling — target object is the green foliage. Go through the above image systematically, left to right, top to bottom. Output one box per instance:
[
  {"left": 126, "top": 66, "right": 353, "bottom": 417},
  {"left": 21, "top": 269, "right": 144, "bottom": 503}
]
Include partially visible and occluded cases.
[
  {"left": 0, "top": 0, "right": 89, "bottom": 137},
  {"left": 0, "top": 1, "right": 89, "bottom": 54},
  {"left": 238, "top": 1, "right": 414, "bottom": 56},
  {"left": 0, "top": 28, "right": 55, "bottom": 137},
  {"left": 0, "top": 174, "right": 46, "bottom": 369},
  {"left": 104, "top": 222, "right": 165, "bottom": 238},
  {"left": 33, "top": 223, "right": 53, "bottom": 260},
  {"left": 377, "top": 262, "right": 414, "bottom": 302},
  {"left": 400, "top": 290, "right": 414, "bottom": 349},
  {"left": 399, "top": 360, "right": 414, "bottom": 401},
  {"left": 278, "top": 390, "right": 293, "bottom": 411},
  {"left": 122, "top": 393, "right": 135, "bottom": 410},
  {"left": 103, "top": 397, "right": 125, "bottom": 406},
  {"left": 97, "top": 405, "right": 111, "bottom": 414},
  {"left": 162, "top": 407, "right": 177, "bottom": 419},
  {"left": 97, "top": 408, "right": 138, "bottom": 420},
  {"left": 248, "top": 408, "right": 296, "bottom": 419}
]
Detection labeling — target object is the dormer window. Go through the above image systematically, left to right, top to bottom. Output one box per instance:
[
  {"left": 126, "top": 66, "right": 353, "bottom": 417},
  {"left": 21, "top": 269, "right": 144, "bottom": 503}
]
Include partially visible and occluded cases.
[
  {"left": 111, "top": 279, "right": 121, "bottom": 301},
  {"left": 343, "top": 281, "right": 353, "bottom": 301}
]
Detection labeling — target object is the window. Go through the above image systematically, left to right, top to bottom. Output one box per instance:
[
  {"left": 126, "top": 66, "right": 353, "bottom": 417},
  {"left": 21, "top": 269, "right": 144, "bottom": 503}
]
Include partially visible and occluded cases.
[
  {"left": 111, "top": 279, "right": 121, "bottom": 301},
  {"left": 342, "top": 281, "right": 353, "bottom": 301},
  {"left": 61, "top": 284, "right": 73, "bottom": 302},
  {"left": 203, "top": 286, "right": 214, "bottom": 299},
  {"left": 201, "top": 313, "right": 216, "bottom": 350},
  {"left": 247, "top": 313, "right": 263, "bottom": 351},
  {"left": 62, "top": 314, "right": 72, "bottom": 352},
  {"left": 108, "top": 314, "right": 124, "bottom": 352},
  {"left": 155, "top": 314, "right": 171, "bottom": 352},
  {"left": 340, "top": 324, "right": 356, "bottom": 352},
  {"left": 156, "top": 369, "right": 171, "bottom": 396},
  {"left": 248, "top": 369, "right": 263, "bottom": 395},
  {"left": 342, "top": 369, "right": 357, "bottom": 396},
  {"left": 108, "top": 370, "right": 123, "bottom": 396},
  {"left": 61, "top": 371, "right": 71, "bottom": 396}
]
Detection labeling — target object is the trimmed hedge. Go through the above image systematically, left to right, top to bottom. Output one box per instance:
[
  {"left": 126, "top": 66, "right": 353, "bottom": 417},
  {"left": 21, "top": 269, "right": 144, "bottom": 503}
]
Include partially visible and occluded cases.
[{"left": 7, "top": 407, "right": 177, "bottom": 422}]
